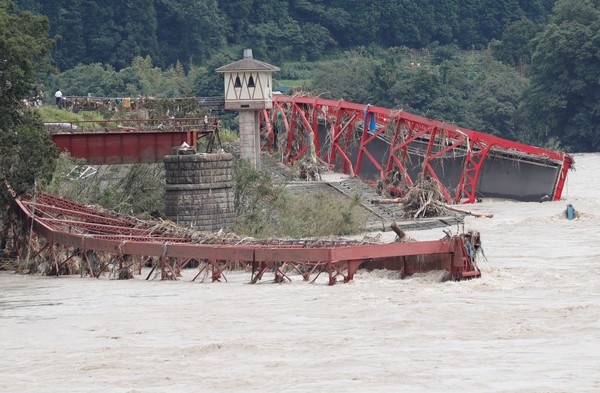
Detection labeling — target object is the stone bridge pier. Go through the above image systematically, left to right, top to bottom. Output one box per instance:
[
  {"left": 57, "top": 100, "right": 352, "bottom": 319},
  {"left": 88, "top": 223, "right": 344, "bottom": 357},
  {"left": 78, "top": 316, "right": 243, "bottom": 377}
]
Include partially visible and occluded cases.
[{"left": 164, "top": 151, "right": 235, "bottom": 231}]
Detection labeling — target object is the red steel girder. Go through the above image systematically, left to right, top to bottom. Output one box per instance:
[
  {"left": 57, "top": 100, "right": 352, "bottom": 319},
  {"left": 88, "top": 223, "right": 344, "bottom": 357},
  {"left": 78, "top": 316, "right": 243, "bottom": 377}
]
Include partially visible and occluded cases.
[
  {"left": 267, "top": 96, "right": 571, "bottom": 203},
  {"left": 48, "top": 117, "right": 221, "bottom": 165},
  {"left": 52, "top": 131, "right": 197, "bottom": 165},
  {"left": 455, "top": 138, "right": 492, "bottom": 203},
  {"left": 36, "top": 193, "right": 139, "bottom": 226},
  {"left": 24, "top": 201, "right": 137, "bottom": 228},
  {"left": 40, "top": 218, "right": 166, "bottom": 236}
]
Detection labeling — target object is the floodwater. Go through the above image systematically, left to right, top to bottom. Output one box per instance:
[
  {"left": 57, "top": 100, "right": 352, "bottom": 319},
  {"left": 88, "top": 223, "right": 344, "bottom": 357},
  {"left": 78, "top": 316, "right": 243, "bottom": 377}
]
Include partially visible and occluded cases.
[{"left": 1, "top": 154, "right": 599, "bottom": 392}]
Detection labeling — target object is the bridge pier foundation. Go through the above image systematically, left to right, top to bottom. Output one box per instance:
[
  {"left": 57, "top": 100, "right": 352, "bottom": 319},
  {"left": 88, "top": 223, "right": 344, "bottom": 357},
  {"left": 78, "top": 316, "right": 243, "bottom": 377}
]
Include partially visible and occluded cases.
[
  {"left": 239, "top": 111, "right": 261, "bottom": 169},
  {"left": 164, "top": 151, "right": 235, "bottom": 231}
]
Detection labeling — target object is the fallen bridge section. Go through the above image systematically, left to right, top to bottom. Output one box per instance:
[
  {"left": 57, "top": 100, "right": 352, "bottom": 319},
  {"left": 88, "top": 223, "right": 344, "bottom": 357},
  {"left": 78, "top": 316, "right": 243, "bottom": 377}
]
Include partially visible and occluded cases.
[
  {"left": 263, "top": 96, "right": 572, "bottom": 203},
  {"left": 11, "top": 192, "right": 481, "bottom": 284}
]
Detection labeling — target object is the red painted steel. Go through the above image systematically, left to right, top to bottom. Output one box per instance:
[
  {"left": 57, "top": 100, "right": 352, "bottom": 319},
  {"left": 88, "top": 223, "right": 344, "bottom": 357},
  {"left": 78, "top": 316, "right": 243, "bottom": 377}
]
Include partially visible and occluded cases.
[
  {"left": 266, "top": 96, "right": 572, "bottom": 203},
  {"left": 48, "top": 118, "right": 222, "bottom": 165},
  {"left": 52, "top": 131, "right": 196, "bottom": 165},
  {"left": 12, "top": 192, "right": 481, "bottom": 283}
]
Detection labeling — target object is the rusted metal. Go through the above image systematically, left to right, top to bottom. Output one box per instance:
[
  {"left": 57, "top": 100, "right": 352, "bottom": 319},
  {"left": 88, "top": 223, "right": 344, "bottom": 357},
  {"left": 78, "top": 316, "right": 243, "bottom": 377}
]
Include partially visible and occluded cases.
[
  {"left": 264, "top": 96, "right": 572, "bottom": 203},
  {"left": 12, "top": 192, "right": 481, "bottom": 283}
]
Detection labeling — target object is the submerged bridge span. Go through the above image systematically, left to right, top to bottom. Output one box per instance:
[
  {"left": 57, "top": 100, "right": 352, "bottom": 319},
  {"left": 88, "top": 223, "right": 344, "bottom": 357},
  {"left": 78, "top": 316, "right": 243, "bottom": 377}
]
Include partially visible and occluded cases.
[
  {"left": 261, "top": 96, "right": 571, "bottom": 204},
  {"left": 9, "top": 190, "right": 481, "bottom": 283}
]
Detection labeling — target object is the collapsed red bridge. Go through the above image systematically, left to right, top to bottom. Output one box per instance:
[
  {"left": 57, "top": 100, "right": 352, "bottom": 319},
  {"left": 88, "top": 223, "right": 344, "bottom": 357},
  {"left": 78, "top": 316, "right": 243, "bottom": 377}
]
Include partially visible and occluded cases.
[
  {"left": 262, "top": 96, "right": 571, "bottom": 203},
  {"left": 10, "top": 191, "right": 481, "bottom": 284}
]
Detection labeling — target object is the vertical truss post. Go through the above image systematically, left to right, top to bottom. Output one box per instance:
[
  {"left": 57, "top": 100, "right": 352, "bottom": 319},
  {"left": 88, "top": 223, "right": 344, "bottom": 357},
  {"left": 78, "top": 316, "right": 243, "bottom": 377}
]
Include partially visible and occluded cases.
[
  {"left": 261, "top": 109, "right": 273, "bottom": 152},
  {"left": 455, "top": 139, "right": 492, "bottom": 203},
  {"left": 553, "top": 155, "right": 572, "bottom": 201}
]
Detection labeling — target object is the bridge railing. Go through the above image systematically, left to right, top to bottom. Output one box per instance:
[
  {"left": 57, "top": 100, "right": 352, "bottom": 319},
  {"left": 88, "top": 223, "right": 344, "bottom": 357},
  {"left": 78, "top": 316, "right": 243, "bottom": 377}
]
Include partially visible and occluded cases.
[
  {"left": 56, "top": 96, "right": 225, "bottom": 114},
  {"left": 45, "top": 117, "right": 220, "bottom": 134}
]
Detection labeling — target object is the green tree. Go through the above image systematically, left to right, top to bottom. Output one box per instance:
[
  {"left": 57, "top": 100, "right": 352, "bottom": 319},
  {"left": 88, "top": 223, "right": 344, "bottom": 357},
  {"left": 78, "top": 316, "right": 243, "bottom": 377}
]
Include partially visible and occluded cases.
[
  {"left": 11, "top": 0, "right": 86, "bottom": 70},
  {"left": 13, "top": 0, "right": 559, "bottom": 71},
  {"left": 82, "top": 0, "right": 122, "bottom": 67},
  {"left": 111, "top": 0, "right": 159, "bottom": 69},
  {"left": 155, "top": 0, "right": 227, "bottom": 67},
  {"left": 219, "top": 0, "right": 251, "bottom": 40},
  {"left": 519, "top": 0, "right": 556, "bottom": 21},
  {"left": 522, "top": 0, "right": 600, "bottom": 151},
  {"left": 0, "top": 1, "right": 57, "bottom": 211},
  {"left": 490, "top": 17, "right": 543, "bottom": 73},
  {"left": 365, "top": 46, "right": 528, "bottom": 139},
  {"left": 310, "top": 48, "right": 376, "bottom": 104},
  {"left": 369, "top": 48, "right": 404, "bottom": 106},
  {"left": 191, "top": 52, "right": 234, "bottom": 97},
  {"left": 119, "top": 56, "right": 163, "bottom": 96},
  {"left": 469, "top": 59, "right": 529, "bottom": 138},
  {"left": 162, "top": 61, "right": 191, "bottom": 97},
  {"left": 51, "top": 63, "right": 124, "bottom": 97},
  {"left": 392, "top": 67, "right": 442, "bottom": 113}
]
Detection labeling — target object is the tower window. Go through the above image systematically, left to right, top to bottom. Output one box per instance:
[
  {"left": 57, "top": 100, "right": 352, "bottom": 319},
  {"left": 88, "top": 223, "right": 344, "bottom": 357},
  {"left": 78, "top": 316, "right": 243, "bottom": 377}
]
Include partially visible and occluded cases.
[
  {"left": 248, "top": 75, "right": 255, "bottom": 88},
  {"left": 234, "top": 76, "right": 242, "bottom": 88}
]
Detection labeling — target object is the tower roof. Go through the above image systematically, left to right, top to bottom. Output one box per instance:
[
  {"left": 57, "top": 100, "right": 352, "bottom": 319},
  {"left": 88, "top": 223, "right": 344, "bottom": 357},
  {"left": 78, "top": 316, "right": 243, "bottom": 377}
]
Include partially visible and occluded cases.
[{"left": 216, "top": 50, "right": 280, "bottom": 73}]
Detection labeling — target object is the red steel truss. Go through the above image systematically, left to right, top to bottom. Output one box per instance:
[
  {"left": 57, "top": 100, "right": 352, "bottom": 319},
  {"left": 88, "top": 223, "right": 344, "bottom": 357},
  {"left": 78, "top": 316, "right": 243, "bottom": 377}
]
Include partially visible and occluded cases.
[
  {"left": 262, "top": 96, "right": 572, "bottom": 203},
  {"left": 11, "top": 191, "right": 481, "bottom": 284}
]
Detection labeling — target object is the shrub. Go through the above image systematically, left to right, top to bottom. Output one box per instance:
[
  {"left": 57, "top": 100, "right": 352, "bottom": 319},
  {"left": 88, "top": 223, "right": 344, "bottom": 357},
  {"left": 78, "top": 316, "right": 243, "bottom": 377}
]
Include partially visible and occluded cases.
[{"left": 233, "top": 159, "right": 366, "bottom": 238}]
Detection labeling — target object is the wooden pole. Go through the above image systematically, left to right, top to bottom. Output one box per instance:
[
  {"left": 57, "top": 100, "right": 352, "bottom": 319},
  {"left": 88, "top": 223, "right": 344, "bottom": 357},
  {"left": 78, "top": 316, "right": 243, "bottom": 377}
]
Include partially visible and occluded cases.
[{"left": 437, "top": 203, "right": 493, "bottom": 218}]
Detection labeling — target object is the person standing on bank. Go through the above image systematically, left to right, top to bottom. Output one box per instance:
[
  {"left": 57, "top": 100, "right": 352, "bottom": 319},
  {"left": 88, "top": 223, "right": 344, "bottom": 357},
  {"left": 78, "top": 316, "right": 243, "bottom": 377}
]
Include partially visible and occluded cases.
[{"left": 55, "top": 89, "right": 63, "bottom": 108}]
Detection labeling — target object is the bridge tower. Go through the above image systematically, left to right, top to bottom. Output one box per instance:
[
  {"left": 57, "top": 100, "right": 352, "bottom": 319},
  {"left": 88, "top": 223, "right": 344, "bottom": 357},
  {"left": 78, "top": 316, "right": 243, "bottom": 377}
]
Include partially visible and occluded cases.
[{"left": 216, "top": 49, "right": 279, "bottom": 168}]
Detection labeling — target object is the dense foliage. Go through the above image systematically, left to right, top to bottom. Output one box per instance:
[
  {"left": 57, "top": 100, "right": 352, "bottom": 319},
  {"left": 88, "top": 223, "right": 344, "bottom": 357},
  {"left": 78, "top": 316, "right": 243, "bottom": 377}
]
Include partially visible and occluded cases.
[
  {"left": 14, "top": 0, "right": 555, "bottom": 70},
  {"left": 521, "top": 0, "right": 600, "bottom": 151},
  {"left": 0, "top": 1, "right": 57, "bottom": 215},
  {"left": 310, "top": 46, "right": 529, "bottom": 141},
  {"left": 40, "top": 54, "right": 230, "bottom": 99},
  {"left": 47, "top": 153, "right": 166, "bottom": 218}
]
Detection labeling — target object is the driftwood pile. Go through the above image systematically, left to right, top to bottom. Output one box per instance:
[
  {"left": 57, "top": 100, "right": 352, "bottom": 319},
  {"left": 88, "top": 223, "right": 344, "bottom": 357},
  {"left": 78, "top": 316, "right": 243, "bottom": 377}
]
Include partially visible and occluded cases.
[
  {"left": 297, "top": 157, "right": 329, "bottom": 181},
  {"left": 298, "top": 162, "right": 322, "bottom": 181},
  {"left": 372, "top": 177, "right": 493, "bottom": 219},
  {"left": 373, "top": 177, "right": 447, "bottom": 218},
  {"left": 400, "top": 177, "right": 447, "bottom": 218},
  {"left": 146, "top": 220, "right": 242, "bottom": 244}
]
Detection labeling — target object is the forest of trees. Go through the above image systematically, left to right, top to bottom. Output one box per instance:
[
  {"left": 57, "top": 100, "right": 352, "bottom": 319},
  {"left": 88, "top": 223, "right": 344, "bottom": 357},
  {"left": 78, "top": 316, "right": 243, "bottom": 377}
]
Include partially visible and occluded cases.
[
  {"left": 3, "top": 0, "right": 600, "bottom": 154},
  {"left": 13, "top": 0, "right": 557, "bottom": 70}
]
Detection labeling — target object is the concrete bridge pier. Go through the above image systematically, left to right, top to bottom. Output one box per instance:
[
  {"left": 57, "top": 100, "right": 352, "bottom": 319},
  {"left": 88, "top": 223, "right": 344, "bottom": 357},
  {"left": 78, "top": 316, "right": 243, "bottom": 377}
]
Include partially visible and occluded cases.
[{"left": 238, "top": 111, "right": 261, "bottom": 169}]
